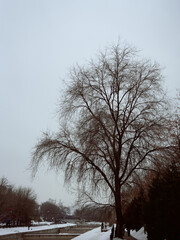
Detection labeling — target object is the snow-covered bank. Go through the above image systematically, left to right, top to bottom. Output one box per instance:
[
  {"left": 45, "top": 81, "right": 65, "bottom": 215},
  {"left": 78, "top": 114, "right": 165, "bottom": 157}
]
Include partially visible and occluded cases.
[
  {"left": 0, "top": 223, "right": 75, "bottom": 236},
  {"left": 73, "top": 226, "right": 147, "bottom": 240},
  {"left": 72, "top": 227, "right": 111, "bottom": 240},
  {"left": 131, "top": 227, "right": 147, "bottom": 240}
]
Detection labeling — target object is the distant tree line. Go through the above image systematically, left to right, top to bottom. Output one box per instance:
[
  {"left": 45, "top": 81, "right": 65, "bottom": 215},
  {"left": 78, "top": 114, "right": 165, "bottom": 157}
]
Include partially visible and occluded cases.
[
  {"left": 0, "top": 178, "right": 37, "bottom": 226},
  {"left": 0, "top": 179, "right": 70, "bottom": 227},
  {"left": 39, "top": 200, "right": 70, "bottom": 223},
  {"left": 74, "top": 205, "right": 113, "bottom": 223}
]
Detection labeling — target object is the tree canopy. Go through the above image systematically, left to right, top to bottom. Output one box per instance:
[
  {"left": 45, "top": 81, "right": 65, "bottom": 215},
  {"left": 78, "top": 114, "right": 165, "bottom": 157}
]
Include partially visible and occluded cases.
[
  {"left": 32, "top": 43, "right": 171, "bottom": 238},
  {"left": 0, "top": 177, "right": 37, "bottom": 226}
]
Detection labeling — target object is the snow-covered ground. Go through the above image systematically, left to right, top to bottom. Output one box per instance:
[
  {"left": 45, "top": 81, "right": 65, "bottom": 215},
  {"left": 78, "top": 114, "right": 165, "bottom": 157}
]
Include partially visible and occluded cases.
[
  {"left": 0, "top": 223, "right": 147, "bottom": 240},
  {"left": 0, "top": 223, "right": 75, "bottom": 235},
  {"left": 72, "top": 226, "right": 147, "bottom": 240},
  {"left": 72, "top": 227, "right": 111, "bottom": 240},
  {"left": 131, "top": 227, "right": 147, "bottom": 240}
]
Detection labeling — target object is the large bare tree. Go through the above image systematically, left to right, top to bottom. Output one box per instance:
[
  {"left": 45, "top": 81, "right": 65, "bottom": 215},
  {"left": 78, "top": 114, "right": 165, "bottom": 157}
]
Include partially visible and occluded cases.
[{"left": 31, "top": 43, "right": 170, "bottom": 238}]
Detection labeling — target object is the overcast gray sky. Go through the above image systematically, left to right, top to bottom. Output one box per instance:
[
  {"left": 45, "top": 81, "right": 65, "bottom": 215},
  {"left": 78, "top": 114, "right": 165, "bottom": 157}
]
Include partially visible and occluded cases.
[{"left": 0, "top": 0, "right": 179, "bottom": 206}]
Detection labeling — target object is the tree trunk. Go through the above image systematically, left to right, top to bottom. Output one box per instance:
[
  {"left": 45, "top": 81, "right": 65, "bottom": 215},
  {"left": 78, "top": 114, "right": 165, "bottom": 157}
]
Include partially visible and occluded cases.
[{"left": 115, "top": 182, "right": 124, "bottom": 238}]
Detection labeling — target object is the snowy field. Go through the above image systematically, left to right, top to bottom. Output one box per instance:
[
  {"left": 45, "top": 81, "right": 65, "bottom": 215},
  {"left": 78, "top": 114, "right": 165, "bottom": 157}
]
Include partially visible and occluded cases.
[{"left": 0, "top": 223, "right": 147, "bottom": 240}]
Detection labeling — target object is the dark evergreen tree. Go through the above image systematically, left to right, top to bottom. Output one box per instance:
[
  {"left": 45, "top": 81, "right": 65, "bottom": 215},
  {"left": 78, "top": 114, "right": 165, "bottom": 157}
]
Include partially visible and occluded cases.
[
  {"left": 144, "top": 164, "right": 180, "bottom": 240},
  {"left": 123, "top": 189, "right": 145, "bottom": 232}
]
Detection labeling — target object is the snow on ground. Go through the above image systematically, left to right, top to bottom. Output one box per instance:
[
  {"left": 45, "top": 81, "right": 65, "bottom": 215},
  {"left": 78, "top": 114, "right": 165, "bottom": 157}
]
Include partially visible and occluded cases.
[
  {"left": 31, "top": 220, "right": 54, "bottom": 225},
  {"left": 0, "top": 223, "right": 75, "bottom": 236},
  {"left": 0, "top": 223, "right": 147, "bottom": 240},
  {"left": 73, "top": 226, "right": 147, "bottom": 240},
  {"left": 72, "top": 227, "right": 111, "bottom": 240},
  {"left": 131, "top": 227, "right": 147, "bottom": 240}
]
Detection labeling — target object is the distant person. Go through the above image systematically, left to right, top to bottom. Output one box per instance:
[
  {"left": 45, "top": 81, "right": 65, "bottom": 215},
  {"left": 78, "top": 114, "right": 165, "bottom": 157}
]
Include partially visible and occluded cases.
[
  {"left": 28, "top": 219, "right": 31, "bottom": 230},
  {"left": 101, "top": 222, "right": 104, "bottom": 232}
]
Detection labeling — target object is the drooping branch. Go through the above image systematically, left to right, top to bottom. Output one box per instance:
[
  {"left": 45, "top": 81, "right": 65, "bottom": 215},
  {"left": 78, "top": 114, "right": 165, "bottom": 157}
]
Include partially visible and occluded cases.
[{"left": 31, "top": 42, "right": 172, "bottom": 238}]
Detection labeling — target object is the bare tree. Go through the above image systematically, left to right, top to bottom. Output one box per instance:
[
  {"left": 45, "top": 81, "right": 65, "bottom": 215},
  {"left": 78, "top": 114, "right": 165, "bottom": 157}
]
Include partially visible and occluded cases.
[
  {"left": 31, "top": 43, "right": 170, "bottom": 238},
  {"left": 163, "top": 90, "right": 180, "bottom": 167},
  {"left": 0, "top": 178, "right": 37, "bottom": 226},
  {"left": 0, "top": 178, "right": 14, "bottom": 216},
  {"left": 14, "top": 187, "right": 37, "bottom": 226},
  {"left": 40, "top": 200, "right": 65, "bottom": 222}
]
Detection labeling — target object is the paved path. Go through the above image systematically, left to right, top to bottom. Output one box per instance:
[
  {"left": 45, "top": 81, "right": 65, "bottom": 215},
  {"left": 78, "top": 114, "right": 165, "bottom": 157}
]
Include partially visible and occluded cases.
[
  {"left": 124, "top": 232, "right": 137, "bottom": 240},
  {"left": 124, "top": 236, "right": 137, "bottom": 240}
]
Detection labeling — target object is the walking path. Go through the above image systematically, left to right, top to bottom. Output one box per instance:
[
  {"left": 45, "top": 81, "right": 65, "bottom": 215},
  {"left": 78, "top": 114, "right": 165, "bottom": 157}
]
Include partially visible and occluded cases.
[{"left": 124, "top": 232, "right": 137, "bottom": 240}]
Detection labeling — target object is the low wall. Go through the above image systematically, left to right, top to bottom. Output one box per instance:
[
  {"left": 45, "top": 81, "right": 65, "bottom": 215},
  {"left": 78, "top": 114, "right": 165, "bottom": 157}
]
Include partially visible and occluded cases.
[
  {"left": 0, "top": 224, "right": 100, "bottom": 240},
  {"left": 0, "top": 226, "right": 68, "bottom": 240},
  {"left": 0, "top": 233, "right": 23, "bottom": 240},
  {"left": 24, "top": 233, "right": 79, "bottom": 240}
]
